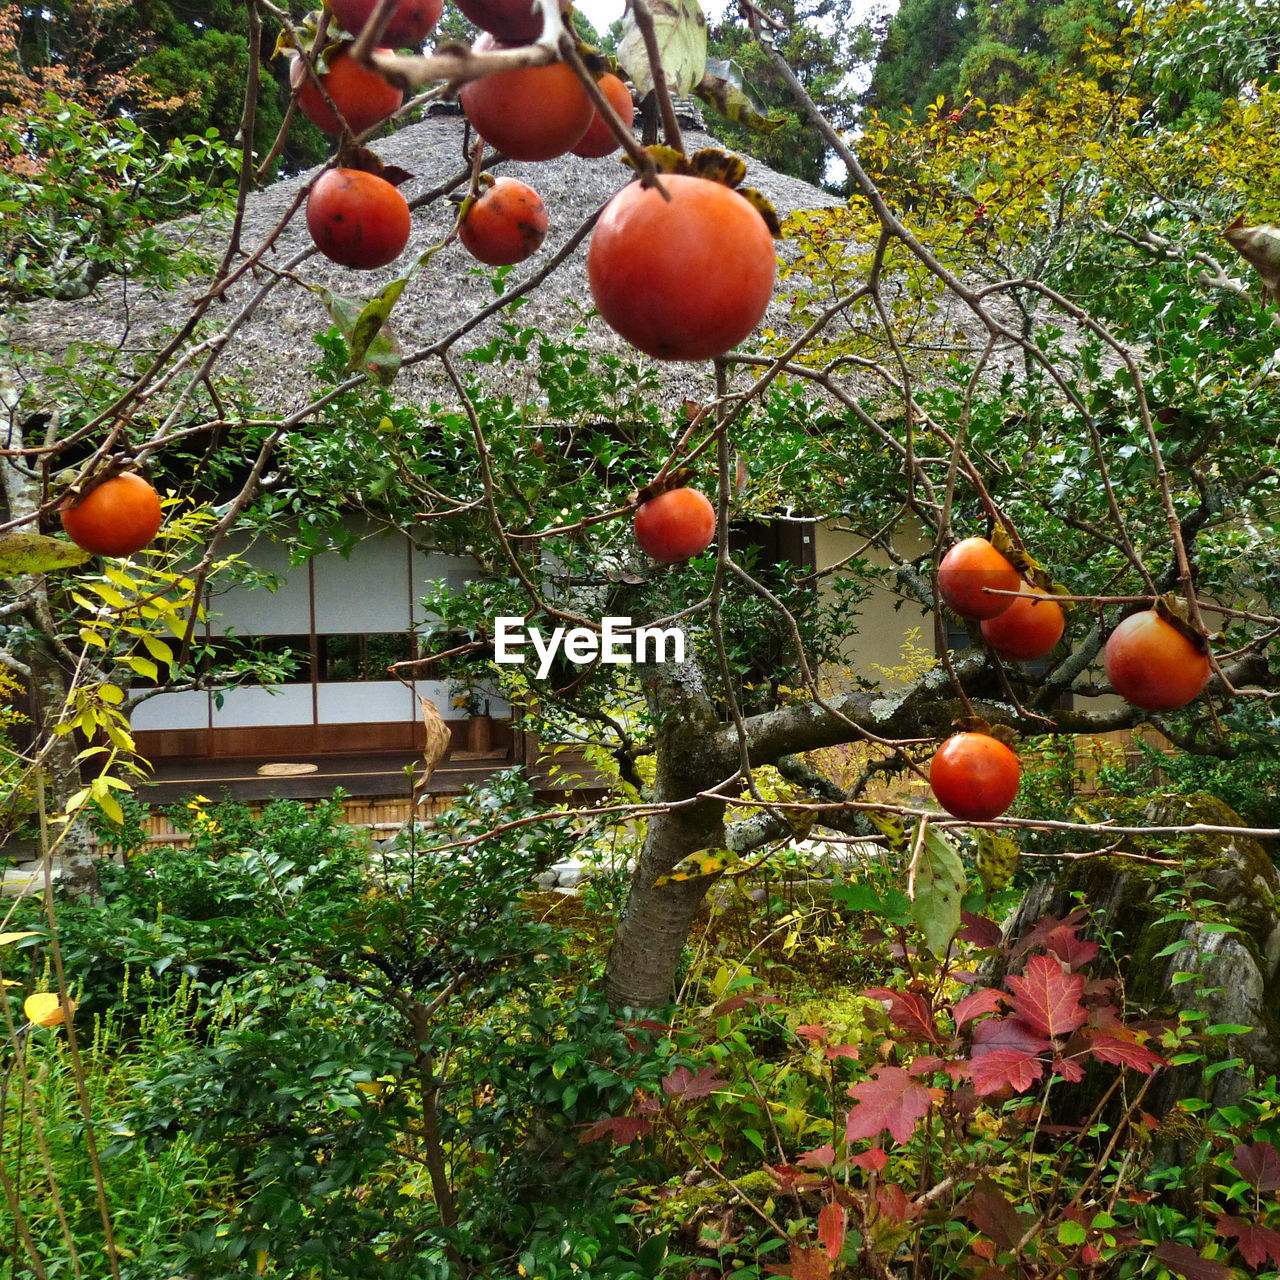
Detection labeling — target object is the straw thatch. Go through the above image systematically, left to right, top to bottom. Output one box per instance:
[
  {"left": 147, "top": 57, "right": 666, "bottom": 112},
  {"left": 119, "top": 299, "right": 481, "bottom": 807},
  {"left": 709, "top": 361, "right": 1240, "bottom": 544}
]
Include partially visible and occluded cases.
[{"left": 5, "top": 103, "right": 865, "bottom": 416}]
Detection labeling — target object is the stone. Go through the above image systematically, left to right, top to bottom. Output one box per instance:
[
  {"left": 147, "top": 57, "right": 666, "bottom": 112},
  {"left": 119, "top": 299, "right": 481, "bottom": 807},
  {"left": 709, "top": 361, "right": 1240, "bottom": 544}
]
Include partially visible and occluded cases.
[
  {"left": 994, "top": 791, "right": 1280, "bottom": 1121},
  {"left": 551, "top": 860, "right": 584, "bottom": 889}
]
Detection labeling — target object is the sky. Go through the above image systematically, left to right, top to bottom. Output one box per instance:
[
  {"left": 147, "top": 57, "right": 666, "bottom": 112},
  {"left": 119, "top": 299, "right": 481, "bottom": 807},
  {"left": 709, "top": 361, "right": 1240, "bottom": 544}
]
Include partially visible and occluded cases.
[{"left": 574, "top": 0, "right": 897, "bottom": 42}]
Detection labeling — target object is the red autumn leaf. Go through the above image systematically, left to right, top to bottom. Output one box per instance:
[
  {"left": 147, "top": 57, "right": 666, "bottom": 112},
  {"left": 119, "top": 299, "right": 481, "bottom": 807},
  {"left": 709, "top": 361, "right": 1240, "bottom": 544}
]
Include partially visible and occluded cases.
[
  {"left": 1011, "top": 908, "right": 1089, "bottom": 958},
  {"left": 959, "top": 911, "right": 1004, "bottom": 948},
  {"left": 1043, "top": 925, "right": 1099, "bottom": 969},
  {"left": 1006, "top": 954, "right": 1088, "bottom": 1037},
  {"left": 1084, "top": 975, "right": 1120, "bottom": 998},
  {"left": 952, "top": 986, "right": 1006, "bottom": 1031},
  {"left": 861, "top": 987, "right": 939, "bottom": 1042},
  {"left": 714, "top": 992, "right": 781, "bottom": 1016},
  {"left": 1087, "top": 1002, "right": 1127, "bottom": 1030},
  {"left": 971, "top": 1014, "right": 1052, "bottom": 1058},
  {"left": 616, "top": 1015, "right": 670, "bottom": 1051},
  {"left": 616, "top": 1016, "right": 669, "bottom": 1034},
  {"left": 796, "top": 1024, "right": 829, "bottom": 1042},
  {"left": 1086, "top": 1033, "right": 1166, "bottom": 1074},
  {"left": 824, "top": 1044, "right": 860, "bottom": 1061},
  {"left": 969, "top": 1047, "right": 1045, "bottom": 1096},
  {"left": 909, "top": 1054, "right": 945, "bottom": 1076},
  {"left": 1050, "top": 1054, "right": 1086, "bottom": 1082},
  {"left": 662, "top": 1064, "right": 728, "bottom": 1099},
  {"left": 845, "top": 1066, "right": 939, "bottom": 1145},
  {"left": 579, "top": 1114, "right": 652, "bottom": 1145},
  {"left": 1232, "top": 1140, "right": 1280, "bottom": 1191},
  {"left": 797, "top": 1143, "right": 836, "bottom": 1168},
  {"left": 851, "top": 1146, "right": 887, "bottom": 1171},
  {"left": 766, "top": 1164, "right": 824, "bottom": 1192},
  {"left": 963, "top": 1181, "right": 1024, "bottom": 1250},
  {"left": 874, "top": 1183, "right": 919, "bottom": 1225},
  {"left": 818, "top": 1202, "right": 846, "bottom": 1262},
  {"left": 1215, "top": 1215, "right": 1280, "bottom": 1268},
  {"left": 1152, "top": 1241, "right": 1234, "bottom": 1280},
  {"left": 765, "top": 1243, "right": 832, "bottom": 1280}
]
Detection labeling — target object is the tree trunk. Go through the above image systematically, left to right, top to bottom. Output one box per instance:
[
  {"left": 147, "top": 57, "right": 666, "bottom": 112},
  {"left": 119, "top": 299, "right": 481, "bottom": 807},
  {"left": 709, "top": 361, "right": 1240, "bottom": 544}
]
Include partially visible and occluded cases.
[
  {"left": 1, "top": 416, "right": 96, "bottom": 890},
  {"left": 602, "top": 634, "right": 727, "bottom": 1009},
  {"left": 26, "top": 643, "right": 96, "bottom": 891},
  {"left": 603, "top": 799, "right": 725, "bottom": 1009}
]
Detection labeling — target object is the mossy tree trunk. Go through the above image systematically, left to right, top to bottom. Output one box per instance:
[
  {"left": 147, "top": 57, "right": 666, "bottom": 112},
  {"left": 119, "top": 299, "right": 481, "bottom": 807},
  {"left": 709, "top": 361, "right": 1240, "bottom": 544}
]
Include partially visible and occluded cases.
[{"left": 1, "top": 417, "right": 96, "bottom": 888}]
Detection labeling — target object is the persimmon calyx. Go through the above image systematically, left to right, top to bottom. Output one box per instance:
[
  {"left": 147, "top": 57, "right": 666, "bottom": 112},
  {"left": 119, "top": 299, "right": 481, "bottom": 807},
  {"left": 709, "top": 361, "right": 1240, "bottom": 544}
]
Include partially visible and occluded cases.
[
  {"left": 621, "top": 146, "right": 782, "bottom": 237},
  {"left": 629, "top": 467, "right": 696, "bottom": 508}
]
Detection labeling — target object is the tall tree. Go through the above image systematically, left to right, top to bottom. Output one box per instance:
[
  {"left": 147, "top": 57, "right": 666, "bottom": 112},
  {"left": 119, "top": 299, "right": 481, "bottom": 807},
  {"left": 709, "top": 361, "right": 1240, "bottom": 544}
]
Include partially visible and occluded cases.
[
  {"left": 704, "top": 0, "right": 875, "bottom": 187},
  {"left": 865, "top": 0, "right": 1126, "bottom": 116}
]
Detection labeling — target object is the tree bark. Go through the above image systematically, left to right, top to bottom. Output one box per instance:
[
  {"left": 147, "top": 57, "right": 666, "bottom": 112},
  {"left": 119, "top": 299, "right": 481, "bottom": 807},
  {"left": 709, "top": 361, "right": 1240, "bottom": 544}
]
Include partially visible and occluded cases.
[
  {"left": 1, "top": 416, "right": 96, "bottom": 888},
  {"left": 603, "top": 632, "right": 728, "bottom": 1009}
]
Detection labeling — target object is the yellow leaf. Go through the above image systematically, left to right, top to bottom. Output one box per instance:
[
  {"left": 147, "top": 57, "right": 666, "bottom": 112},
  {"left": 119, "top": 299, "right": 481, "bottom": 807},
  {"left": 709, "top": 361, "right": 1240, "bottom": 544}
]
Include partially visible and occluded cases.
[
  {"left": 652, "top": 846, "right": 740, "bottom": 887},
  {"left": 0, "top": 932, "right": 40, "bottom": 947},
  {"left": 25, "top": 993, "right": 76, "bottom": 1028}
]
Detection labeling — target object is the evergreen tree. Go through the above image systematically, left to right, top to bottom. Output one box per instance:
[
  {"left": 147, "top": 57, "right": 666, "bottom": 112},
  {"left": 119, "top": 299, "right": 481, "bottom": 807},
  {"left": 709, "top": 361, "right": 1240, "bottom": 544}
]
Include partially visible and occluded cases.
[
  {"left": 705, "top": 0, "right": 875, "bottom": 188},
  {"left": 865, "top": 0, "right": 1124, "bottom": 118}
]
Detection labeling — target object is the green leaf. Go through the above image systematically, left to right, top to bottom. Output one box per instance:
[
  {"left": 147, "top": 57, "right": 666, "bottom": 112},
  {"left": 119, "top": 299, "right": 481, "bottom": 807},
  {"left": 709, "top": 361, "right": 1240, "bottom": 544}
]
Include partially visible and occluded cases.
[
  {"left": 617, "top": 0, "right": 708, "bottom": 99},
  {"left": 695, "top": 62, "right": 784, "bottom": 134},
  {"left": 346, "top": 276, "right": 408, "bottom": 380},
  {"left": 313, "top": 286, "right": 403, "bottom": 384},
  {"left": 0, "top": 532, "right": 92, "bottom": 575},
  {"left": 911, "top": 825, "right": 965, "bottom": 957},
  {"left": 974, "top": 829, "right": 1020, "bottom": 895},
  {"left": 1057, "top": 1220, "right": 1087, "bottom": 1245}
]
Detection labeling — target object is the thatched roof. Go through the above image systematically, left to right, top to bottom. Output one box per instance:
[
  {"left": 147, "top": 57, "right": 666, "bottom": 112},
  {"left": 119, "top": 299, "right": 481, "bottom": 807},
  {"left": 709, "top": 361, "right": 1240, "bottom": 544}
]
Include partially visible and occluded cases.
[{"left": 6, "top": 103, "right": 859, "bottom": 416}]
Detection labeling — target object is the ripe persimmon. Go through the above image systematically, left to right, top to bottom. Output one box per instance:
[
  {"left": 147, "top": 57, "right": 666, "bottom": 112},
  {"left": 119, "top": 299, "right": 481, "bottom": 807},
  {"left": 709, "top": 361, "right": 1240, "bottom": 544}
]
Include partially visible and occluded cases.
[
  {"left": 328, "top": 0, "right": 442, "bottom": 45},
  {"left": 455, "top": 0, "right": 570, "bottom": 43},
  {"left": 459, "top": 35, "right": 592, "bottom": 161},
  {"left": 291, "top": 47, "right": 403, "bottom": 136},
  {"left": 571, "top": 73, "right": 635, "bottom": 158},
  {"left": 307, "top": 168, "right": 412, "bottom": 270},
  {"left": 588, "top": 174, "right": 776, "bottom": 362},
  {"left": 459, "top": 178, "right": 548, "bottom": 265},
  {"left": 60, "top": 472, "right": 163, "bottom": 557},
  {"left": 634, "top": 487, "right": 716, "bottom": 562},
  {"left": 937, "top": 536, "right": 1021, "bottom": 620},
  {"left": 980, "top": 582, "right": 1065, "bottom": 661},
  {"left": 1104, "top": 609, "right": 1211, "bottom": 711},
  {"left": 930, "top": 732, "right": 1021, "bottom": 821}
]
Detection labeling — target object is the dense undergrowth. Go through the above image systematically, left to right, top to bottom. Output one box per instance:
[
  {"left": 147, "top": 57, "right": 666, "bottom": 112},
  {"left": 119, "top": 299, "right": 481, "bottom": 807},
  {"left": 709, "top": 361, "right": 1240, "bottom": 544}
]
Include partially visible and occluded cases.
[{"left": 1, "top": 772, "right": 1278, "bottom": 1279}]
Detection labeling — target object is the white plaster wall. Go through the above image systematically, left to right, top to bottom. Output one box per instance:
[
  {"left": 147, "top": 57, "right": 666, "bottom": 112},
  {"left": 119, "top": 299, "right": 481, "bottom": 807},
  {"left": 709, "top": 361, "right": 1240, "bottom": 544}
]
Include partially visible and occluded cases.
[
  {"left": 813, "top": 521, "right": 934, "bottom": 683},
  {"left": 206, "top": 533, "right": 310, "bottom": 637},
  {"left": 313, "top": 533, "right": 411, "bottom": 633},
  {"left": 413, "top": 551, "right": 477, "bottom": 623},
  {"left": 317, "top": 681, "right": 414, "bottom": 724},
  {"left": 210, "top": 685, "right": 315, "bottom": 729},
  {"left": 129, "top": 690, "right": 209, "bottom": 731}
]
